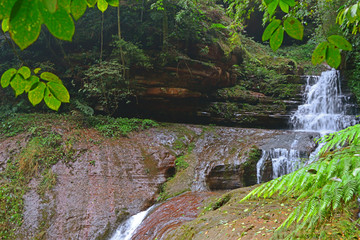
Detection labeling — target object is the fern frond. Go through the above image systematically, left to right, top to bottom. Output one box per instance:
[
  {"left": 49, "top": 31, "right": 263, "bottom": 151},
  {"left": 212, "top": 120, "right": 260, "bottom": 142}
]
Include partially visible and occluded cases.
[{"left": 241, "top": 124, "right": 360, "bottom": 237}]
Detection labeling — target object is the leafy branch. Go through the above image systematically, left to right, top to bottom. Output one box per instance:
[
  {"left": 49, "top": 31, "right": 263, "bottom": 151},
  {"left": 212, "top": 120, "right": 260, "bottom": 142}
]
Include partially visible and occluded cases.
[
  {"left": 0, "top": 0, "right": 119, "bottom": 110},
  {"left": 259, "top": 0, "right": 354, "bottom": 68},
  {"left": 1, "top": 67, "right": 70, "bottom": 111}
]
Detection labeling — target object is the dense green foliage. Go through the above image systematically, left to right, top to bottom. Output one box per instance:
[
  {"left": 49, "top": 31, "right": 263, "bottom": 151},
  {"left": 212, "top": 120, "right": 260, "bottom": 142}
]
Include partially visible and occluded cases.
[{"left": 242, "top": 124, "right": 360, "bottom": 238}]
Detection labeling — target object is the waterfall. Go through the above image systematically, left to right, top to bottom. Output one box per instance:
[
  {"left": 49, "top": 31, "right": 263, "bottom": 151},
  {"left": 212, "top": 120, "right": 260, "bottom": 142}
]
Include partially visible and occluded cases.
[
  {"left": 257, "top": 70, "right": 357, "bottom": 183},
  {"left": 290, "top": 70, "right": 356, "bottom": 133},
  {"left": 109, "top": 205, "right": 157, "bottom": 240}
]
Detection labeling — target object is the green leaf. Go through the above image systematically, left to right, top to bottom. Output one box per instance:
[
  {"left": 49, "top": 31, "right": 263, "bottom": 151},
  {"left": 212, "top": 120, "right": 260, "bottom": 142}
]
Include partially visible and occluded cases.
[
  {"left": 0, "top": 0, "right": 17, "bottom": 20},
  {"left": 9, "top": 0, "right": 42, "bottom": 50},
  {"left": 41, "top": 0, "right": 58, "bottom": 13},
  {"left": 58, "top": 0, "right": 71, "bottom": 12},
  {"left": 71, "top": 0, "right": 87, "bottom": 21},
  {"left": 87, "top": 0, "right": 97, "bottom": 7},
  {"left": 97, "top": 0, "right": 108, "bottom": 12},
  {"left": 106, "top": 0, "right": 119, "bottom": 7},
  {"left": 264, "top": 0, "right": 273, "bottom": 5},
  {"left": 267, "top": 0, "right": 279, "bottom": 16},
  {"left": 281, "top": 0, "right": 295, "bottom": 7},
  {"left": 279, "top": 1, "right": 289, "bottom": 13},
  {"left": 40, "top": 6, "right": 75, "bottom": 41},
  {"left": 284, "top": 17, "right": 303, "bottom": 40},
  {"left": 2, "top": 18, "right": 9, "bottom": 32},
  {"left": 262, "top": 19, "right": 281, "bottom": 41},
  {"left": 270, "top": 26, "right": 284, "bottom": 51},
  {"left": 327, "top": 35, "right": 352, "bottom": 51},
  {"left": 312, "top": 42, "right": 328, "bottom": 65},
  {"left": 326, "top": 44, "right": 341, "bottom": 69},
  {"left": 17, "top": 66, "right": 31, "bottom": 79},
  {"left": 1, "top": 68, "right": 16, "bottom": 88},
  {"left": 34, "top": 68, "right": 41, "bottom": 74},
  {"left": 40, "top": 72, "right": 63, "bottom": 83},
  {"left": 10, "top": 74, "right": 27, "bottom": 96},
  {"left": 25, "top": 75, "right": 40, "bottom": 92},
  {"left": 47, "top": 81, "right": 70, "bottom": 103},
  {"left": 29, "top": 82, "right": 46, "bottom": 106},
  {"left": 44, "top": 86, "right": 61, "bottom": 111}
]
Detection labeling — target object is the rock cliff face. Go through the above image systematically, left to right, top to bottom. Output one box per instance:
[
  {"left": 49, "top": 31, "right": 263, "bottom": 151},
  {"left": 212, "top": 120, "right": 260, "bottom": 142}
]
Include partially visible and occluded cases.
[
  {"left": 110, "top": 40, "right": 305, "bottom": 129},
  {"left": 0, "top": 119, "right": 318, "bottom": 239}
]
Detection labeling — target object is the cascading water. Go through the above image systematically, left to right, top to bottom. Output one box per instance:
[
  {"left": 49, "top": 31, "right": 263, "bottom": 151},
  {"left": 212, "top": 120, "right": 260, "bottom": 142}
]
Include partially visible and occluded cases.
[
  {"left": 257, "top": 70, "right": 357, "bottom": 183},
  {"left": 291, "top": 70, "right": 356, "bottom": 133},
  {"left": 109, "top": 205, "right": 157, "bottom": 240}
]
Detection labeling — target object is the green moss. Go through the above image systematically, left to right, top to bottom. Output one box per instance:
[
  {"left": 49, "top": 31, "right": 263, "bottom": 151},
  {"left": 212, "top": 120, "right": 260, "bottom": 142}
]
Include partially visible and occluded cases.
[
  {"left": 86, "top": 116, "right": 159, "bottom": 138},
  {"left": 175, "top": 156, "right": 189, "bottom": 172},
  {"left": 206, "top": 194, "right": 231, "bottom": 211}
]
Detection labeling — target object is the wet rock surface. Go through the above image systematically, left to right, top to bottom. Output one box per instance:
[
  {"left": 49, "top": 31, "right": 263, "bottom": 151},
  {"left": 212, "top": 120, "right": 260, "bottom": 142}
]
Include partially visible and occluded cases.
[
  {"left": 0, "top": 122, "right": 318, "bottom": 239},
  {"left": 260, "top": 132, "right": 319, "bottom": 154},
  {"left": 132, "top": 192, "right": 217, "bottom": 240}
]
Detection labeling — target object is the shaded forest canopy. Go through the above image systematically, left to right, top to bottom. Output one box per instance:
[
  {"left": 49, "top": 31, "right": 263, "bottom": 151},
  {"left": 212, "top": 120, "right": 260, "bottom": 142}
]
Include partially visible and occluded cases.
[{"left": 0, "top": 0, "right": 359, "bottom": 119}]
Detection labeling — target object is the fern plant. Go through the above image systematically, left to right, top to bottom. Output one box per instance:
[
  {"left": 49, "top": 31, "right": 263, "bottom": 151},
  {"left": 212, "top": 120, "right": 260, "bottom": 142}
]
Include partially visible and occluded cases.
[{"left": 242, "top": 124, "right": 360, "bottom": 238}]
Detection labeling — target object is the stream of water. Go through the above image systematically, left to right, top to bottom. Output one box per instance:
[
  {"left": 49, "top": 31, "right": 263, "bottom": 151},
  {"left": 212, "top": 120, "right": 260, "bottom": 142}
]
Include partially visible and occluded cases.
[
  {"left": 256, "top": 70, "right": 357, "bottom": 183},
  {"left": 109, "top": 205, "right": 156, "bottom": 240}
]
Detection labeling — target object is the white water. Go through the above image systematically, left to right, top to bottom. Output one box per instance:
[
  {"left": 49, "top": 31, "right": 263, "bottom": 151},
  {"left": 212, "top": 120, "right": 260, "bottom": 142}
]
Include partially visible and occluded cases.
[
  {"left": 257, "top": 70, "right": 357, "bottom": 183},
  {"left": 291, "top": 70, "right": 356, "bottom": 133},
  {"left": 110, "top": 205, "right": 156, "bottom": 240}
]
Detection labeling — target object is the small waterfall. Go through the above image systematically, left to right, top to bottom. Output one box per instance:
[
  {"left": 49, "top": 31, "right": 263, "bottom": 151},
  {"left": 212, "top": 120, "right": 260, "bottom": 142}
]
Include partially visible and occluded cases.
[
  {"left": 256, "top": 70, "right": 357, "bottom": 183},
  {"left": 291, "top": 70, "right": 356, "bottom": 133},
  {"left": 109, "top": 205, "right": 157, "bottom": 240}
]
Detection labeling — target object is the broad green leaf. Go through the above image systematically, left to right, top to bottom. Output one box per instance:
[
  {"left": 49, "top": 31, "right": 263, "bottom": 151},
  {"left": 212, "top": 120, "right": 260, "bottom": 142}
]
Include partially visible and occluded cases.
[
  {"left": 0, "top": 0, "right": 17, "bottom": 20},
  {"left": 9, "top": 0, "right": 42, "bottom": 50},
  {"left": 41, "top": 0, "right": 58, "bottom": 13},
  {"left": 58, "top": 0, "right": 71, "bottom": 13},
  {"left": 71, "top": 0, "right": 87, "bottom": 21},
  {"left": 87, "top": 0, "right": 97, "bottom": 7},
  {"left": 97, "top": 0, "right": 108, "bottom": 12},
  {"left": 106, "top": 0, "right": 119, "bottom": 7},
  {"left": 264, "top": 0, "right": 273, "bottom": 5},
  {"left": 267, "top": 0, "right": 279, "bottom": 16},
  {"left": 281, "top": 0, "right": 295, "bottom": 7},
  {"left": 279, "top": 1, "right": 289, "bottom": 13},
  {"left": 40, "top": 7, "right": 75, "bottom": 41},
  {"left": 284, "top": 17, "right": 303, "bottom": 40},
  {"left": 2, "top": 18, "right": 9, "bottom": 32},
  {"left": 262, "top": 19, "right": 281, "bottom": 41},
  {"left": 270, "top": 26, "right": 284, "bottom": 51},
  {"left": 328, "top": 35, "right": 352, "bottom": 51},
  {"left": 312, "top": 42, "right": 328, "bottom": 65},
  {"left": 326, "top": 44, "right": 341, "bottom": 69},
  {"left": 17, "top": 66, "right": 31, "bottom": 79},
  {"left": 1, "top": 68, "right": 16, "bottom": 88},
  {"left": 34, "top": 68, "right": 41, "bottom": 74},
  {"left": 40, "top": 72, "right": 63, "bottom": 83},
  {"left": 10, "top": 74, "right": 27, "bottom": 96},
  {"left": 25, "top": 75, "right": 40, "bottom": 92},
  {"left": 47, "top": 81, "right": 70, "bottom": 103},
  {"left": 29, "top": 82, "right": 46, "bottom": 106},
  {"left": 44, "top": 86, "right": 61, "bottom": 111}
]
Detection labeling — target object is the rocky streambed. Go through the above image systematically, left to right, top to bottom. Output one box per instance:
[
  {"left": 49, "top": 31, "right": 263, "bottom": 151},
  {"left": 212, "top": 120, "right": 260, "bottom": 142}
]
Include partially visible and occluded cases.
[{"left": 0, "top": 115, "right": 319, "bottom": 239}]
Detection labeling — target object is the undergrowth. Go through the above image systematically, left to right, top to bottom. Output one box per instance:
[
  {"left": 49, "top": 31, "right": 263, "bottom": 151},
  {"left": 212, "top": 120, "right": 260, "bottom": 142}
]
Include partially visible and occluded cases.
[
  {"left": 86, "top": 115, "right": 159, "bottom": 138},
  {"left": 242, "top": 124, "right": 360, "bottom": 239}
]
